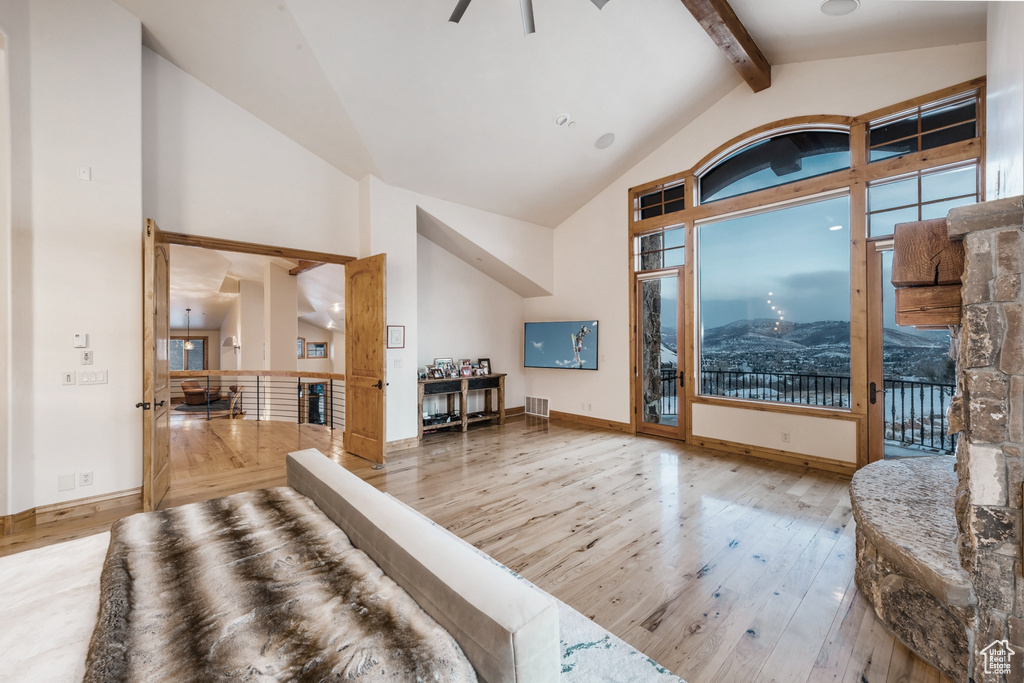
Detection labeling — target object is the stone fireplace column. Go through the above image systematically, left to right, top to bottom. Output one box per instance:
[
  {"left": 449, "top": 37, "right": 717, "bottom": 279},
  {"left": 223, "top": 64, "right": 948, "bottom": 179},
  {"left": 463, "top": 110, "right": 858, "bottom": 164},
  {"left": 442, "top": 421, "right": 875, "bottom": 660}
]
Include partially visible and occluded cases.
[{"left": 948, "top": 195, "right": 1024, "bottom": 681}]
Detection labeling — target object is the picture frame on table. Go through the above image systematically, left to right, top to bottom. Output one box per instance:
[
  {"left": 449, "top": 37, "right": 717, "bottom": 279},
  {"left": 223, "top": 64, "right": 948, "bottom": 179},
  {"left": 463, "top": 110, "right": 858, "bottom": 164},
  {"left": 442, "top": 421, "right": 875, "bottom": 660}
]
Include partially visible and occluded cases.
[
  {"left": 387, "top": 325, "right": 405, "bottom": 349},
  {"left": 434, "top": 358, "right": 454, "bottom": 377},
  {"left": 478, "top": 358, "right": 491, "bottom": 375},
  {"left": 461, "top": 366, "right": 472, "bottom": 377}
]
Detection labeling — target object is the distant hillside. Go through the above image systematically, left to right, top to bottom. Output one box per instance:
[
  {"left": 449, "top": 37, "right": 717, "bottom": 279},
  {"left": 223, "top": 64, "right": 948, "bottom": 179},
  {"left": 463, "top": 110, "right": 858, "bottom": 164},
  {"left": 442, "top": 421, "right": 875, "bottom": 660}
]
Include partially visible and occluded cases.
[
  {"left": 694, "top": 319, "right": 950, "bottom": 381},
  {"left": 701, "top": 319, "right": 944, "bottom": 350}
]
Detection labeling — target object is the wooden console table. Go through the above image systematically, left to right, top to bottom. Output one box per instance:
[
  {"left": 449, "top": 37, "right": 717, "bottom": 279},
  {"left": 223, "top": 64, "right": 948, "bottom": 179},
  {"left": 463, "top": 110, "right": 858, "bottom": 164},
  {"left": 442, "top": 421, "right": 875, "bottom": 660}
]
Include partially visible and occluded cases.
[{"left": 418, "top": 374, "right": 506, "bottom": 438}]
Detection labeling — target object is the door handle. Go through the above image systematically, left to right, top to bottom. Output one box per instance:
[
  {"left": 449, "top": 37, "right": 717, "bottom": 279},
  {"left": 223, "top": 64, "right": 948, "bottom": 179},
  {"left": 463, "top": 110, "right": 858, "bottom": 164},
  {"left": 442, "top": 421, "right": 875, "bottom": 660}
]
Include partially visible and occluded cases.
[
  {"left": 678, "top": 371, "right": 685, "bottom": 387},
  {"left": 374, "top": 379, "right": 383, "bottom": 390},
  {"left": 869, "top": 382, "right": 886, "bottom": 405},
  {"left": 155, "top": 400, "right": 166, "bottom": 407},
  {"left": 135, "top": 401, "right": 151, "bottom": 410}
]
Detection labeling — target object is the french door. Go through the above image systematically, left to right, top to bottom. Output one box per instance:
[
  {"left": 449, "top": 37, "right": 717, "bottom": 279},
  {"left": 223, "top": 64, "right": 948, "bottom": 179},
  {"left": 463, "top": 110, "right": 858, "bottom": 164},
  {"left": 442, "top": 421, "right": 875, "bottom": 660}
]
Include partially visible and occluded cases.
[
  {"left": 867, "top": 240, "right": 957, "bottom": 462},
  {"left": 635, "top": 268, "right": 686, "bottom": 440}
]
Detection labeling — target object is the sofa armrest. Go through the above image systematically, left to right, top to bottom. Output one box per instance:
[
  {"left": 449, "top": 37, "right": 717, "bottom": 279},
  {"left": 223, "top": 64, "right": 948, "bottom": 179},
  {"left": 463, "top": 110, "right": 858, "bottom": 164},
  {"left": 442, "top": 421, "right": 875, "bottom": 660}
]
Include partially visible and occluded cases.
[{"left": 287, "top": 449, "right": 559, "bottom": 683}]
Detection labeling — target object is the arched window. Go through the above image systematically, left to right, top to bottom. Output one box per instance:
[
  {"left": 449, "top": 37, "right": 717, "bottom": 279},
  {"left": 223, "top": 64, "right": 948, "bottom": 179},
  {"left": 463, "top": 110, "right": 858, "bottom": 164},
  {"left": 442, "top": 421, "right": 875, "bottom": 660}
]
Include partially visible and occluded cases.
[{"left": 698, "top": 128, "right": 850, "bottom": 204}]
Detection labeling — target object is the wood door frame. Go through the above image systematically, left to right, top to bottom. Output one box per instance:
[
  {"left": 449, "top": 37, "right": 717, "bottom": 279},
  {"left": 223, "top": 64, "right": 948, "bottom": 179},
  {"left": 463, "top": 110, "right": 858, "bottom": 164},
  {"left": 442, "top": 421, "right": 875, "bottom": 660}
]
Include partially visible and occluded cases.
[
  {"left": 141, "top": 227, "right": 360, "bottom": 505},
  {"left": 866, "top": 237, "right": 893, "bottom": 465},
  {"left": 634, "top": 267, "right": 687, "bottom": 441}
]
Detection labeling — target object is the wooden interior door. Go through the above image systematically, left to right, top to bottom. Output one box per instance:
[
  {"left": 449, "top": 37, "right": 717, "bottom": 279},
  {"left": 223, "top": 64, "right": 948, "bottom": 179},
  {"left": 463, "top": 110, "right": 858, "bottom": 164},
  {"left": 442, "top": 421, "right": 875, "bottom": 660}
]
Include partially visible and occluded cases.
[
  {"left": 142, "top": 219, "right": 171, "bottom": 510},
  {"left": 345, "top": 253, "right": 387, "bottom": 465}
]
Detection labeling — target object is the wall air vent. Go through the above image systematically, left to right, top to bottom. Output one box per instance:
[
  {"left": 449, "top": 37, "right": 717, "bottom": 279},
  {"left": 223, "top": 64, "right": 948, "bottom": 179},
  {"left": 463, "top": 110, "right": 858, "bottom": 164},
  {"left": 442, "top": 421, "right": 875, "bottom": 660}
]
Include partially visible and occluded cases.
[{"left": 524, "top": 396, "right": 550, "bottom": 418}]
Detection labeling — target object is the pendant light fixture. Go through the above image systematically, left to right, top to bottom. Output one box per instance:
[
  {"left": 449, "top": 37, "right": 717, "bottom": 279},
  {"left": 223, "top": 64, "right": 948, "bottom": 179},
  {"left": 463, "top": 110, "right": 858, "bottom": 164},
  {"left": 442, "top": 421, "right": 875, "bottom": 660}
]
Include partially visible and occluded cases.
[{"left": 184, "top": 308, "right": 195, "bottom": 350}]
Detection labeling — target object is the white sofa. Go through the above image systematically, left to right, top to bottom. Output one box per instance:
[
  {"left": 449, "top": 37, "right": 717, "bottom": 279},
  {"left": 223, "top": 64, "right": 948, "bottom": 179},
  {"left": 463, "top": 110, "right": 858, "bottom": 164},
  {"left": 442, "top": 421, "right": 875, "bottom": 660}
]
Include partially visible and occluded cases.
[{"left": 287, "top": 448, "right": 561, "bottom": 683}]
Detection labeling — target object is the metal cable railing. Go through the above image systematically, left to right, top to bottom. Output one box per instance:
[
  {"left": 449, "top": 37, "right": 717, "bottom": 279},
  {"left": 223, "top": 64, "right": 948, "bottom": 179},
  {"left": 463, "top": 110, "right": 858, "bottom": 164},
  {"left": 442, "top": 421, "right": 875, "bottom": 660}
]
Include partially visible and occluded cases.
[{"left": 170, "top": 371, "right": 345, "bottom": 431}]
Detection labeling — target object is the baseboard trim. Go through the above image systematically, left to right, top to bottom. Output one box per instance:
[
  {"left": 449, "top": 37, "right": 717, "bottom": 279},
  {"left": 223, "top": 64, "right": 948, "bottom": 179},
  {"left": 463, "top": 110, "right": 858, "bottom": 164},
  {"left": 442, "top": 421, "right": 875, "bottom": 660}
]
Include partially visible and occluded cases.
[
  {"left": 506, "top": 406, "right": 525, "bottom": 417},
  {"left": 549, "top": 410, "right": 632, "bottom": 434},
  {"left": 387, "top": 436, "right": 420, "bottom": 453},
  {"left": 692, "top": 436, "right": 856, "bottom": 477},
  {"left": 2, "top": 488, "right": 142, "bottom": 535}
]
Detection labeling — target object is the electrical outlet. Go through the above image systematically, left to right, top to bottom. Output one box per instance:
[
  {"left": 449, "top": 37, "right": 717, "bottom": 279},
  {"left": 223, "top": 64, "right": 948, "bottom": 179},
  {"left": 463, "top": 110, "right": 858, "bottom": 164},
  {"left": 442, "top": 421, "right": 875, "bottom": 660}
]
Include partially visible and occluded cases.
[
  {"left": 81, "top": 350, "right": 93, "bottom": 365},
  {"left": 62, "top": 371, "right": 76, "bottom": 385},
  {"left": 781, "top": 432, "right": 791, "bottom": 443},
  {"left": 80, "top": 471, "right": 94, "bottom": 486}
]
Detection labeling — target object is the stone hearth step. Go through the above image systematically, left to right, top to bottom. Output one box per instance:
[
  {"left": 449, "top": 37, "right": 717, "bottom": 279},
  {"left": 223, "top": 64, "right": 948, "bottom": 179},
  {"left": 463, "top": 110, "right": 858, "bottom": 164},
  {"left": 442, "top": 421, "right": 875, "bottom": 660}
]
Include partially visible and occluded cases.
[{"left": 851, "top": 456, "right": 976, "bottom": 682}]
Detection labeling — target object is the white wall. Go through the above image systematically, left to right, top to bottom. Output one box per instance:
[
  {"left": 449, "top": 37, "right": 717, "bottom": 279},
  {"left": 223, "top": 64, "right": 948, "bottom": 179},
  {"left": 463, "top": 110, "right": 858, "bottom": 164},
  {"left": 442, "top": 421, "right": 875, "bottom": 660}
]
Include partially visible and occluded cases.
[
  {"left": 0, "top": 0, "right": 29, "bottom": 516},
  {"left": 1, "top": 0, "right": 143, "bottom": 511},
  {"left": 987, "top": 3, "right": 1024, "bottom": 200},
  {"left": 0, "top": 33, "right": 11, "bottom": 515},
  {"left": 526, "top": 42, "right": 987, "bottom": 462},
  {"left": 142, "top": 47, "right": 360, "bottom": 256},
  {"left": 361, "top": 175, "right": 551, "bottom": 444},
  {"left": 360, "top": 176, "right": 419, "bottom": 444},
  {"left": 417, "top": 235, "right": 526, "bottom": 416},
  {"left": 264, "top": 262, "right": 297, "bottom": 372},
  {"left": 238, "top": 280, "right": 264, "bottom": 371},
  {"left": 219, "top": 298, "right": 240, "bottom": 371},
  {"left": 298, "top": 320, "right": 332, "bottom": 374},
  {"left": 332, "top": 331, "right": 345, "bottom": 375}
]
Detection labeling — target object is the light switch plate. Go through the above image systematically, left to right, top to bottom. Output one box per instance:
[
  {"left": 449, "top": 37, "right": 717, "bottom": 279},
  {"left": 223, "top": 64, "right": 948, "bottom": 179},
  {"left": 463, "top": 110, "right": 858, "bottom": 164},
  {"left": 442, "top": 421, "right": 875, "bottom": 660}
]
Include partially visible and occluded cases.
[
  {"left": 73, "top": 333, "right": 88, "bottom": 348},
  {"left": 58, "top": 474, "right": 75, "bottom": 491}
]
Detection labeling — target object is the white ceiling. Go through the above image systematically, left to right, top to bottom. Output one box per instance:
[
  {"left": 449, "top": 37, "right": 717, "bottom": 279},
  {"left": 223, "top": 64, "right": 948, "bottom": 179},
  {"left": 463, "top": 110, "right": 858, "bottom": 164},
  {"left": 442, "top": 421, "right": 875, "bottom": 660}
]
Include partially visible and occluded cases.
[
  {"left": 112, "top": 0, "right": 986, "bottom": 228},
  {"left": 169, "top": 245, "right": 345, "bottom": 333}
]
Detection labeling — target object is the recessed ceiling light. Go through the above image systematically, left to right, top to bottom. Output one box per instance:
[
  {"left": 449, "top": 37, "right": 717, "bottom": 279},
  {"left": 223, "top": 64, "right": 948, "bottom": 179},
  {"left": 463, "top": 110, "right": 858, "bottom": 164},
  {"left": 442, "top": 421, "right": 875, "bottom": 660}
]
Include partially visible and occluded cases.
[
  {"left": 820, "top": 0, "right": 859, "bottom": 16},
  {"left": 555, "top": 113, "right": 571, "bottom": 126},
  {"left": 595, "top": 133, "right": 615, "bottom": 150},
  {"left": 829, "top": 225, "right": 844, "bottom": 231}
]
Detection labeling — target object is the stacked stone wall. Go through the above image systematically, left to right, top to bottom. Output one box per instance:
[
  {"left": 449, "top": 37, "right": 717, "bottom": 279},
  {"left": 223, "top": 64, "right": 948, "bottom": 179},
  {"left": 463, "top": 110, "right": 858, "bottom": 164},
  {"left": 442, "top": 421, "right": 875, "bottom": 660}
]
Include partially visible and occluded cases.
[{"left": 948, "top": 196, "right": 1024, "bottom": 682}]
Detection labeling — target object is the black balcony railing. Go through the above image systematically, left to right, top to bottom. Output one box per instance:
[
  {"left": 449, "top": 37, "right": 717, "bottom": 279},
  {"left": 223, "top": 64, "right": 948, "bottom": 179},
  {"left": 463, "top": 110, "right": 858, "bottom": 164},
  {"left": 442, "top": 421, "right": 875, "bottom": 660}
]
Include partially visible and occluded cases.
[
  {"left": 651, "top": 368, "right": 957, "bottom": 454},
  {"left": 700, "top": 369, "right": 851, "bottom": 408},
  {"left": 883, "top": 378, "right": 956, "bottom": 454}
]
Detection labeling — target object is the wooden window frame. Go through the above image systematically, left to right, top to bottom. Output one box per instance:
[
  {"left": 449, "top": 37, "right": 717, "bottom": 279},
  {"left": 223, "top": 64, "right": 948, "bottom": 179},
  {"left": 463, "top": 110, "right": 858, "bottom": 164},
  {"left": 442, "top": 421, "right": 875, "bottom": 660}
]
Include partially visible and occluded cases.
[
  {"left": 626, "top": 77, "right": 985, "bottom": 469},
  {"left": 170, "top": 335, "right": 209, "bottom": 371},
  {"left": 297, "top": 337, "right": 306, "bottom": 359},
  {"left": 306, "top": 341, "right": 329, "bottom": 359}
]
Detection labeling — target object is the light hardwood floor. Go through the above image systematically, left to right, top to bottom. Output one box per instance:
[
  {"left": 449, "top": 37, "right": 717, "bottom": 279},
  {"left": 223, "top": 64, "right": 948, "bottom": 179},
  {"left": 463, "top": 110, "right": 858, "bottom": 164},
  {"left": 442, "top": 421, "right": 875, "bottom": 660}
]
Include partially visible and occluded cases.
[{"left": 1, "top": 416, "right": 949, "bottom": 683}]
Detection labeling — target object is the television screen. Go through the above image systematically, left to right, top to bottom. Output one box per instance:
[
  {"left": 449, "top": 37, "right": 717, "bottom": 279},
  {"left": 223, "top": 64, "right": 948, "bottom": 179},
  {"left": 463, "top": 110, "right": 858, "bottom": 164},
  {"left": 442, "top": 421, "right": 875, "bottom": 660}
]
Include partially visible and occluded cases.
[{"left": 524, "top": 321, "right": 598, "bottom": 370}]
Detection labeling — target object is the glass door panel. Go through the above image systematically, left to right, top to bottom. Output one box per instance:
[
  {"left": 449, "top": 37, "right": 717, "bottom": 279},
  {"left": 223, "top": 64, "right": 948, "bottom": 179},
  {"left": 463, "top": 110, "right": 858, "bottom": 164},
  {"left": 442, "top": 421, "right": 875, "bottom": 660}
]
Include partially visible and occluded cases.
[
  {"left": 869, "top": 247, "right": 956, "bottom": 459},
  {"left": 637, "top": 272, "right": 685, "bottom": 437}
]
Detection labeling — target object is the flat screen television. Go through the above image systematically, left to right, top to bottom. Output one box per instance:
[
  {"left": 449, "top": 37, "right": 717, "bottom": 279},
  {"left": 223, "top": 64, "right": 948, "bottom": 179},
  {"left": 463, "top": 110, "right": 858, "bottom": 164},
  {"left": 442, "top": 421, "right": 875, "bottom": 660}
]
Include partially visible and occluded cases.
[{"left": 524, "top": 320, "right": 598, "bottom": 370}]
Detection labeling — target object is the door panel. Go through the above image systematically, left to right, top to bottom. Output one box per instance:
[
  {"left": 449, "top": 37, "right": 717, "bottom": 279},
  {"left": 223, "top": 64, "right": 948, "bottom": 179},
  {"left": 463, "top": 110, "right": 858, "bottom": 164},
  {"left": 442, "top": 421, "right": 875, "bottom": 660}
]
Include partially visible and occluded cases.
[
  {"left": 142, "top": 219, "right": 171, "bottom": 510},
  {"left": 867, "top": 242, "right": 956, "bottom": 462},
  {"left": 345, "top": 254, "right": 387, "bottom": 465},
  {"left": 636, "top": 270, "right": 686, "bottom": 439}
]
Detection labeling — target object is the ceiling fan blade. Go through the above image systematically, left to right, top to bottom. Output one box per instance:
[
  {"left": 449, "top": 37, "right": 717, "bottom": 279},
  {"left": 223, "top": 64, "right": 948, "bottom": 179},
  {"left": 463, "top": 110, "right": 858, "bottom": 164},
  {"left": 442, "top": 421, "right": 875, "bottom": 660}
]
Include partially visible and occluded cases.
[
  {"left": 449, "top": 0, "right": 472, "bottom": 23},
  {"left": 521, "top": 0, "right": 536, "bottom": 34},
  {"left": 589, "top": 0, "right": 611, "bottom": 8}
]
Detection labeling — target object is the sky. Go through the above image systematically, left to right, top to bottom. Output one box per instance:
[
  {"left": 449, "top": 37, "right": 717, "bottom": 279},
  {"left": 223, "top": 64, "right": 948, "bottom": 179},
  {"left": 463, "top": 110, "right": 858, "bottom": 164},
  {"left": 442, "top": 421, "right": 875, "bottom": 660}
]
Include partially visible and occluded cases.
[
  {"left": 698, "top": 195, "right": 851, "bottom": 330},
  {"left": 525, "top": 321, "right": 599, "bottom": 369}
]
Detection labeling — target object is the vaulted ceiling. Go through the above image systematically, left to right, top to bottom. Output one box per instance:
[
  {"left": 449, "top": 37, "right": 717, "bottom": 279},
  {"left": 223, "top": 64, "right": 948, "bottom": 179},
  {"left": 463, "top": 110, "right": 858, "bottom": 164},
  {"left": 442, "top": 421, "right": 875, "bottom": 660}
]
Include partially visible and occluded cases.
[{"left": 112, "top": 0, "right": 986, "bottom": 227}]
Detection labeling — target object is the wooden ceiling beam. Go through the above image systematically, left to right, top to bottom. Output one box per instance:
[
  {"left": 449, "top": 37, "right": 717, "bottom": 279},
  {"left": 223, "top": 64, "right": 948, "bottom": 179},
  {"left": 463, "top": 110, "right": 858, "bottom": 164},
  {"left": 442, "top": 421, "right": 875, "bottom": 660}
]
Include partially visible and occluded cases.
[
  {"left": 679, "top": 0, "right": 771, "bottom": 93},
  {"left": 289, "top": 260, "right": 324, "bottom": 276}
]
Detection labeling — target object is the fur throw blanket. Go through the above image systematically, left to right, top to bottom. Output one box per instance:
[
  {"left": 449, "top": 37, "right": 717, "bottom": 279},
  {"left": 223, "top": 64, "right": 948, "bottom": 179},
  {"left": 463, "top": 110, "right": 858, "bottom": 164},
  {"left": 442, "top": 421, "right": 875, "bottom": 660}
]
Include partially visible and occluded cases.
[{"left": 84, "top": 487, "right": 477, "bottom": 682}]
